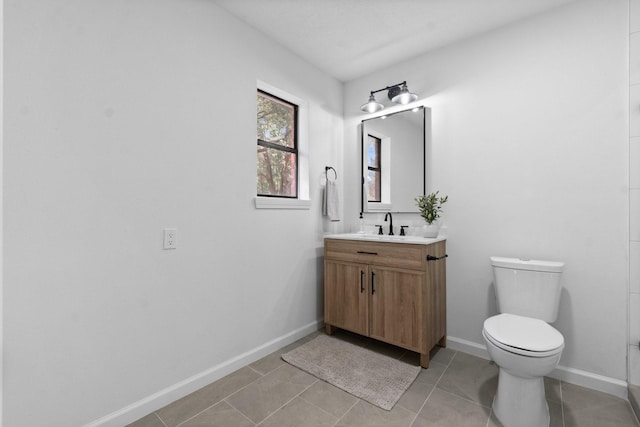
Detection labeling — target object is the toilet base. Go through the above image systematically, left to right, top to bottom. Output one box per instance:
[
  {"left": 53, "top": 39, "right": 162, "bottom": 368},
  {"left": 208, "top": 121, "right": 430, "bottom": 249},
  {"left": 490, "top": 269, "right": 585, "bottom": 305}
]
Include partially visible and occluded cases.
[{"left": 493, "top": 368, "right": 549, "bottom": 427}]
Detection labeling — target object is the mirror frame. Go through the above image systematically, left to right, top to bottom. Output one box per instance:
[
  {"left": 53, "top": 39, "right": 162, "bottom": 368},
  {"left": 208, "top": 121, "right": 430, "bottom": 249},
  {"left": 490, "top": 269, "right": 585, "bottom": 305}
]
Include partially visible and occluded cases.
[{"left": 360, "top": 106, "right": 426, "bottom": 214}]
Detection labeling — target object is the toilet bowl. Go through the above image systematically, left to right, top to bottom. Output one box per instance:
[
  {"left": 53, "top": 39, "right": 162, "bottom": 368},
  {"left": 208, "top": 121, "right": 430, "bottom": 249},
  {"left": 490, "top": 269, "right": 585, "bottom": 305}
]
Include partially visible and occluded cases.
[
  {"left": 485, "top": 257, "right": 565, "bottom": 427},
  {"left": 483, "top": 313, "right": 564, "bottom": 427}
]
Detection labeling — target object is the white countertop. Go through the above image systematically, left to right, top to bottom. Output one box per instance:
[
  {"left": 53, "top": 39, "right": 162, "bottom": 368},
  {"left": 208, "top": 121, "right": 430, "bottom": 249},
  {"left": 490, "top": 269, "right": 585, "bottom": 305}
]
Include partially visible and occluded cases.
[{"left": 324, "top": 233, "right": 446, "bottom": 245}]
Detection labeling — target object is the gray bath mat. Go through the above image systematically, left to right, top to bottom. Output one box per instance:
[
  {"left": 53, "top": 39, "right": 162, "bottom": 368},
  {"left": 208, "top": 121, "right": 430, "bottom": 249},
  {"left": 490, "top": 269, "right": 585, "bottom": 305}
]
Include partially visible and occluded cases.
[{"left": 281, "top": 334, "right": 420, "bottom": 410}]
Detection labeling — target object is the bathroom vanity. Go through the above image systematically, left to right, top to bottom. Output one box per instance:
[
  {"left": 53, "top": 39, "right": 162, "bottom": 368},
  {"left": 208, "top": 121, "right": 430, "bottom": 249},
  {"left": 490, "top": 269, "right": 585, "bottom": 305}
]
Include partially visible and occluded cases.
[{"left": 323, "top": 234, "right": 447, "bottom": 368}]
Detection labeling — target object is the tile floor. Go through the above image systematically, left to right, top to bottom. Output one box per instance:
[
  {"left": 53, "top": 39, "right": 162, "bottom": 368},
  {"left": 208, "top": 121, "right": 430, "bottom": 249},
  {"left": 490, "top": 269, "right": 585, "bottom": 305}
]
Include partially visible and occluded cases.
[{"left": 128, "top": 329, "right": 640, "bottom": 427}]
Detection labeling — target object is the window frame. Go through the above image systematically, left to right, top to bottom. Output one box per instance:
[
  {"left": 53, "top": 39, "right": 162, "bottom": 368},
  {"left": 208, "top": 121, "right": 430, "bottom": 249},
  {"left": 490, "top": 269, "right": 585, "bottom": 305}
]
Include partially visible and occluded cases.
[
  {"left": 255, "top": 80, "right": 310, "bottom": 210},
  {"left": 257, "top": 89, "right": 299, "bottom": 199},
  {"left": 361, "top": 125, "right": 392, "bottom": 212},
  {"left": 366, "top": 134, "right": 382, "bottom": 203}
]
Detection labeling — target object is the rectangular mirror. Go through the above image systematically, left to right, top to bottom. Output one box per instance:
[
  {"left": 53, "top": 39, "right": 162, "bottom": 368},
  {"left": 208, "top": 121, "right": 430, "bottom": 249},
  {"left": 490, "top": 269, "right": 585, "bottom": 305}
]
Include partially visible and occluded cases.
[{"left": 361, "top": 106, "right": 428, "bottom": 213}]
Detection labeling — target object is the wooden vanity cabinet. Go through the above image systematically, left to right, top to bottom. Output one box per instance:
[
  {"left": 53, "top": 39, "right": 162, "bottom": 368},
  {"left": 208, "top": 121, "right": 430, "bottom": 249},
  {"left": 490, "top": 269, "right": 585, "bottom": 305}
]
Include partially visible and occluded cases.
[{"left": 324, "top": 238, "right": 446, "bottom": 368}]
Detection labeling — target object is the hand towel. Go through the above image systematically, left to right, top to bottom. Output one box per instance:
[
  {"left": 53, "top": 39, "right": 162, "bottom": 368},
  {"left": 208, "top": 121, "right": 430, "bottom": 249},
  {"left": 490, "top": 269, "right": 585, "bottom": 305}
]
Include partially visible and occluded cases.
[{"left": 323, "top": 180, "right": 340, "bottom": 221}]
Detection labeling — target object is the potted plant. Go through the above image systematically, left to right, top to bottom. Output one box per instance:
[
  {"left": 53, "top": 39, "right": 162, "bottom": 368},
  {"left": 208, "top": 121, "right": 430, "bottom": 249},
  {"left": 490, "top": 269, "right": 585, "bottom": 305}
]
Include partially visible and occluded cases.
[{"left": 415, "top": 191, "right": 448, "bottom": 237}]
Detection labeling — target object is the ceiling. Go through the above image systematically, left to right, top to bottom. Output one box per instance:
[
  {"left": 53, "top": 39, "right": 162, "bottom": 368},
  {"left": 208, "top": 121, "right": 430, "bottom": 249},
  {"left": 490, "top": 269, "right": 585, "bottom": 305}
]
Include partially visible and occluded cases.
[{"left": 212, "top": 0, "right": 577, "bottom": 82}]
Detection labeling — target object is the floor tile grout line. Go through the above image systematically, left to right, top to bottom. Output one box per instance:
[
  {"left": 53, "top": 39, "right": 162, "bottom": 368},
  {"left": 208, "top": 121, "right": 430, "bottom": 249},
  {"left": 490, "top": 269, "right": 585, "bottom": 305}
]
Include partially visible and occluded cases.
[
  {"left": 443, "top": 348, "right": 457, "bottom": 368},
  {"left": 435, "top": 350, "right": 455, "bottom": 379},
  {"left": 408, "top": 351, "right": 454, "bottom": 426},
  {"left": 431, "top": 351, "right": 500, "bottom": 413},
  {"left": 247, "top": 364, "right": 268, "bottom": 376},
  {"left": 173, "top": 367, "right": 274, "bottom": 427},
  {"left": 252, "top": 378, "right": 320, "bottom": 426},
  {"left": 559, "top": 379, "right": 565, "bottom": 427},
  {"left": 408, "top": 383, "right": 437, "bottom": 426},
  {"left": 434, "top": 386, "right": 499, "bottom": 427},
  {"left": 435, "top": 386, "right": 493, "bottom": 409},
  {"left": 297, "top": 391, "right": 344, "bottom": 422},
  {"left": 223, "top": 398, "right": 257, "bottom": 426},
  {"left": 331, "top": 398, "right": 360, "bottom": 427},
  {"left": 628, "top": 399, "right": 640, "bottom": 427},
  {"left": 175, "top": 401, "right": 222, "bottom": 427},
  {"left": 485, "top": 408, "right": 493, "bottom": 427},
  {"left": 152, "top": 412, "right": 168, "bottom": 427}
]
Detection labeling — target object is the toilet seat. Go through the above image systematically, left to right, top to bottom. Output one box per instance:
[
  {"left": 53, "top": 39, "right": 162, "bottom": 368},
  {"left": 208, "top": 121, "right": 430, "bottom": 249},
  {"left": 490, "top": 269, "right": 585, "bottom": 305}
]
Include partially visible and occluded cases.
[{"left": 484, "top": 313, "right": 564, "bottom": 357}]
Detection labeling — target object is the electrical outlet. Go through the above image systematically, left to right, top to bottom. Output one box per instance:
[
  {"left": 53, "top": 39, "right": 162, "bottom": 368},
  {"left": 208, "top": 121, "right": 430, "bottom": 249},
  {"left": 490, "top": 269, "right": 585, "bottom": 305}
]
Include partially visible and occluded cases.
[{"left": 163, "top": 228, "right": 177, "bottom": 249}]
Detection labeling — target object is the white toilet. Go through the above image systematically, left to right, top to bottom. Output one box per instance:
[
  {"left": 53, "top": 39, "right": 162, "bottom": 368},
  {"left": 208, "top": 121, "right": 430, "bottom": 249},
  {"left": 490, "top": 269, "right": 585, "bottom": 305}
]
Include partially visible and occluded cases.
[{"left": 482, "top": 256, "right": 565, "bottom": 427}]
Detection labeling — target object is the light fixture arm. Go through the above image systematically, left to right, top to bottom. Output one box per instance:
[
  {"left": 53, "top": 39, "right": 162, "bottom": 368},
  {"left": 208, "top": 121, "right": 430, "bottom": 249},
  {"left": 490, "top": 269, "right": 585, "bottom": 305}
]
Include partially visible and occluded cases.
[{"left": 368, "top": 81, "right": 407, "bottom": 97}]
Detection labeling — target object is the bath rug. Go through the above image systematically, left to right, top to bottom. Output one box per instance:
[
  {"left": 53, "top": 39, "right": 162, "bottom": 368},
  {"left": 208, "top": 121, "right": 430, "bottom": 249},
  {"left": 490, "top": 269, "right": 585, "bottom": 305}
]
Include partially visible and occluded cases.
[{"left": 281, "top": 334, "right": 420, "bottom": 410}]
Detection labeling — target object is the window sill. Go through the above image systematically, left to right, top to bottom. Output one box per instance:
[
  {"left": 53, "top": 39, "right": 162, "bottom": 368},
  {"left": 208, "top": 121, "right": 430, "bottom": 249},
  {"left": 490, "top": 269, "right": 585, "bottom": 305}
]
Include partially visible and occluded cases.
[
  {"left": 254, "top": 197, "right": 312, "bottom": 210},
  {"left": 366, "top": 203, "right": 392, "bottom": 212}
]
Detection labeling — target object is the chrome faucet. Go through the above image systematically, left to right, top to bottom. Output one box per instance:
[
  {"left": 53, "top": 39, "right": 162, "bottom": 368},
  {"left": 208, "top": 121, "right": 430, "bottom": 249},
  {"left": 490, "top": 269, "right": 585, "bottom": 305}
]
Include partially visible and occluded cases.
[{"left": 384, "top": 212, "right": 394, "bottom": 235}]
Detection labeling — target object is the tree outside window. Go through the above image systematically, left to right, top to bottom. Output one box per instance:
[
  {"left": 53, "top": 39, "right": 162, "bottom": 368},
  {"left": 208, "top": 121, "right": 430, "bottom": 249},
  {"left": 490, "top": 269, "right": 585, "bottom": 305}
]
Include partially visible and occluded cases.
[
  {"left": 257, "top": 90, "right": 298, "bottom": 198},
  {"left": 366, "top": 134, "right": 381, "bottom": 202}
]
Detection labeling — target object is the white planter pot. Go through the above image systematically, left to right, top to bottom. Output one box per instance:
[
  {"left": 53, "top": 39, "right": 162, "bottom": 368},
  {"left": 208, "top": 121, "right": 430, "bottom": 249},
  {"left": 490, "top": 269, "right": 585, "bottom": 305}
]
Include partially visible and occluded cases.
[{"left": 423, "top": 223, "right": 440, "bottom": 238}]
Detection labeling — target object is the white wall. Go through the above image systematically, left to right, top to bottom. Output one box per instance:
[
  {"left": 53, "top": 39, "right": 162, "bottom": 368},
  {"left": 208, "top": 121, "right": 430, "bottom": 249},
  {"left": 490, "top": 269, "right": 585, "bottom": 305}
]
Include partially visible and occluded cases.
[
  {"left": 345, "top": 0, "right": 629, "bottom": 390},
  {"left": 630, "top": 0, "right": 640, "bottom": 386},
  {"left": 3, "top": 1, "right": 343, "bottom": 425}
]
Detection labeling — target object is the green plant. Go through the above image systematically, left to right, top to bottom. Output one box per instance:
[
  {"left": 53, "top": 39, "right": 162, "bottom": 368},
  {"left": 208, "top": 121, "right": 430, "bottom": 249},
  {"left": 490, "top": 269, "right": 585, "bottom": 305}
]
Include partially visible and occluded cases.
[{"left": 415, "top": 191, "right": 449, "bottom": 225}]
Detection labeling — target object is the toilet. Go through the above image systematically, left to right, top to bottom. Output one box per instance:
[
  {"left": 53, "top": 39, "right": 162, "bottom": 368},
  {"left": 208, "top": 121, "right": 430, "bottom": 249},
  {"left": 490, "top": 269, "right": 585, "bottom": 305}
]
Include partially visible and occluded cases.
[{"left": 482, "top": 256, "right": 565, "bottom": 427}]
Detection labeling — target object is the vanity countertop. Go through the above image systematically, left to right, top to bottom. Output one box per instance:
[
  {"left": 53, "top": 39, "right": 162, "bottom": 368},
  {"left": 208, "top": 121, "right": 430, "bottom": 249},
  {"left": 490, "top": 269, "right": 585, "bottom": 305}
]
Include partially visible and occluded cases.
[{"left": 324, "top": 233, "right": 446, "bottom": 245}]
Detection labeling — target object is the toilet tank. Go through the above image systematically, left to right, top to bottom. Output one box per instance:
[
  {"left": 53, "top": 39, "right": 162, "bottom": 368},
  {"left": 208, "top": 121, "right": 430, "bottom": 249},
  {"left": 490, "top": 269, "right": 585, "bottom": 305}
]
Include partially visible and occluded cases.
[{"left": 491, "top": 256, "right": 565, "bottom": 323}]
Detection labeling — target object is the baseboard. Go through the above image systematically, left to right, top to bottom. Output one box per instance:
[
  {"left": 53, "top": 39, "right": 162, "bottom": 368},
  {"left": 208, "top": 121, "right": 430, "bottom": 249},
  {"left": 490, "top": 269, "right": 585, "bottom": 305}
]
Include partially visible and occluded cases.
[
  {"left": 84, "top": 319, "right": 323, "bottom": 427},
  {"left": 446, "top": 335, "right": 629, "bottom": 400},
  {"left": 447, "top": 335, "right": 491, "bottom": 360},
  {"left": 551, "top": 364, "right": 628, "bottom": 400}
]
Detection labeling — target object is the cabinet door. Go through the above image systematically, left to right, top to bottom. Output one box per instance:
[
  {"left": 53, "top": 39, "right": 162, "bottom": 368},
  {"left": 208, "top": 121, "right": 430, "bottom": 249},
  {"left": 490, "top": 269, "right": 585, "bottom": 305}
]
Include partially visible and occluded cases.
[
  {"left": 324, "top": 260, "right": 369, "bottom": 336},
  {"left": 369, "top": 267, "right": 426, "bottom": 353}
]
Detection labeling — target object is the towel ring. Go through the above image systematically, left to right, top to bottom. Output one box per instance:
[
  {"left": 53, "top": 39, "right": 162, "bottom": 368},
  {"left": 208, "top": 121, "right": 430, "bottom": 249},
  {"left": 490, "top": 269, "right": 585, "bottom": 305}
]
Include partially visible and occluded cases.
[{"left": 325, "top": 166, "right": 337, "bottom": 181}]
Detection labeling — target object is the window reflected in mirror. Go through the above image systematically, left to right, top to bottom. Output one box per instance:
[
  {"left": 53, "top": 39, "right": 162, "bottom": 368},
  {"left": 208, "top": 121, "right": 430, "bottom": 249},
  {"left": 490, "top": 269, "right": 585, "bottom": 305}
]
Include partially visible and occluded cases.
[{"left": 366, "top": 135, "right": 381, "bottom": 202}]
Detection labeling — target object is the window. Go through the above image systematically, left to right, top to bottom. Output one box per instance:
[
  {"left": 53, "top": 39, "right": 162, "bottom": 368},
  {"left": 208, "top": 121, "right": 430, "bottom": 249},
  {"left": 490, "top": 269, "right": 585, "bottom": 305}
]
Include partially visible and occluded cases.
[
  {"left": 257, "top": 90, "right": 298, "bottom": 198},
  {"left": 366, "top": 134, "right": 381, "bottom": 202}
]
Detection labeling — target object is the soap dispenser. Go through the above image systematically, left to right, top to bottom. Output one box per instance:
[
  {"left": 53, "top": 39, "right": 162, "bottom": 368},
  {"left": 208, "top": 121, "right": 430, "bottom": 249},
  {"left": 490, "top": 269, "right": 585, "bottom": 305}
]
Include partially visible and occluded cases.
[{"left": 358, "top": 212, "right": 365, "bottom": 234}]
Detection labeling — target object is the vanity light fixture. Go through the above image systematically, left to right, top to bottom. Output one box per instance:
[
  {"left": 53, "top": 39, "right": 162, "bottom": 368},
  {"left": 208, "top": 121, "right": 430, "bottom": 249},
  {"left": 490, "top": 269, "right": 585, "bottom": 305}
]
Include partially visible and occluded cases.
[
  {"left": 360, "top": 81, "right": 418, "bottom": 113},
  {"left": 361, "top": 94, "right": 384, "bottom": 113}
]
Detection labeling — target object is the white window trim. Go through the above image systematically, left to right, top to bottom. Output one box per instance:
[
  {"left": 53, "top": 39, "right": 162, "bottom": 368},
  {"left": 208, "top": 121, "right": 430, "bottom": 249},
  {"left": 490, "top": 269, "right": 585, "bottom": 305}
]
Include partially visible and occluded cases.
[
  {"left": 255, "top": 80, "right": 310, "bottom": 210},
  {"left": 363, "top": 129, "right": 392, "bottom": 212},
  {"left": 255, "top": 197, "right": 312, "bottom": 209},
  {"left": 366, "top": 203, "right": 392, "bottom": 212}
]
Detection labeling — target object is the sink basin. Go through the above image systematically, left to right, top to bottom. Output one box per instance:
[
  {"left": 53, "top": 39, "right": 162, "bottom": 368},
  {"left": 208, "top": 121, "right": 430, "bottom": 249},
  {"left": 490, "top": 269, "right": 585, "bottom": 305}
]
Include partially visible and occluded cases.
[{"left": 325, "top": 233, "right": 445, "bottom": 245}]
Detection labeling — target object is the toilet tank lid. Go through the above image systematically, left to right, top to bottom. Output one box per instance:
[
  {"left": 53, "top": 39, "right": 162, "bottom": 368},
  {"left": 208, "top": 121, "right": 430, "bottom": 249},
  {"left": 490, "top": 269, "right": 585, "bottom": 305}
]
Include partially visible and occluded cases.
[{"left": 491, "top": 256, "right": 564, "bottom": 273}]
